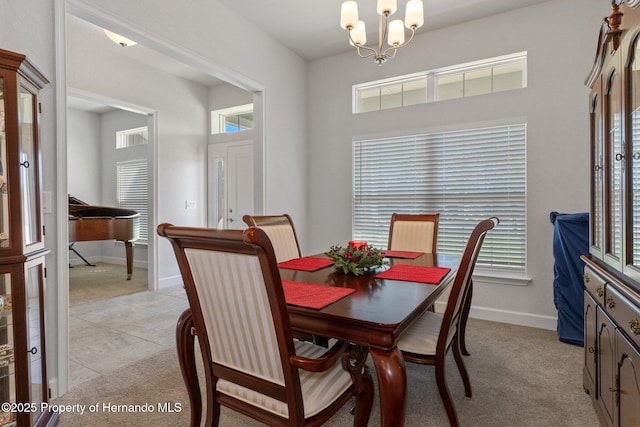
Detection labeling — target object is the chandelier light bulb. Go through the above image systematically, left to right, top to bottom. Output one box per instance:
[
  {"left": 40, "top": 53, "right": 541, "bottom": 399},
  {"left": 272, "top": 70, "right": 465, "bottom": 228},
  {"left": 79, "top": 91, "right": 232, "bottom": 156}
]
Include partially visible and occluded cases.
[
  {"left": 377, "top": 0, "right": 398, "bottom": 15},
  {"left": 405, "top": 0, "right": 424, "bottom": 29},
  {"left": 341, "top": 1, "right": 359, "bottom": 29},
  {"left": 388, "top": 20, "right": 405, "bottom": 46},
  {"left": 350, "top": 21, "right": 367, "bottom": 46}
]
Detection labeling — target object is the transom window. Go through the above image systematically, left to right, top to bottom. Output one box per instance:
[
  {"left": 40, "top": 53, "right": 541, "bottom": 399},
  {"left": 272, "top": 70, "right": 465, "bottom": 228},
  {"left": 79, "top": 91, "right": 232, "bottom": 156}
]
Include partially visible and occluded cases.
[
  {"left": 353, "top": 52, "right": 526, "bottom": 113},
  {"left": 211, "top": 103, "right": 254, "bottom": 134},
  {"left": 353, "top": 123, "right": 526, "bottom": 271},
  {"left": 116, "top": 126, "right": 148, "bottom": 149}
]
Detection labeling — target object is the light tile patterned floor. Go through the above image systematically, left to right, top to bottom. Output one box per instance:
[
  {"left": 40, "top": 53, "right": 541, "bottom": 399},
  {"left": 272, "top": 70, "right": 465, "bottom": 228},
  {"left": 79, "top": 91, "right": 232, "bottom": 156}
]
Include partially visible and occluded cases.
[{"left": 68, "top": 285, "right": 188, "bottom": 389}]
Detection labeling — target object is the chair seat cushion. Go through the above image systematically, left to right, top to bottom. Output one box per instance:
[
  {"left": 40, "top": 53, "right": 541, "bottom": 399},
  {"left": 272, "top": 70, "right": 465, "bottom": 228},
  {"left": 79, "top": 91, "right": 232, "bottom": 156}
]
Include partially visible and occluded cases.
[
  {"left": 397, "top": 311, "right": 443, "bottom": 355},
  {"left": 217, "top": 340, "right": 353, "bottom": 418}
]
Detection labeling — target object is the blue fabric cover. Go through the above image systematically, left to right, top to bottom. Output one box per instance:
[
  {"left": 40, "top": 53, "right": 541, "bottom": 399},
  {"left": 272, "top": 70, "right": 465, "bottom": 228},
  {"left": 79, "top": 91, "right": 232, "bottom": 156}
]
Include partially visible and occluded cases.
[{"left": 550, "top": 212, "right": 589, "bottom": 346}]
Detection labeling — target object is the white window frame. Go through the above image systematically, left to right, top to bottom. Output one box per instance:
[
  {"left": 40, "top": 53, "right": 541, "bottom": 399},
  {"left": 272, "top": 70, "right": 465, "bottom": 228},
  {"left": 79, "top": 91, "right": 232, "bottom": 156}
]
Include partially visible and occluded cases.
[
  {"left": 353, "top": 51, "right": 527, "bottom": 114},
  {"left": 211, "top": 103, "right": 254, "bottom": 134},
  {"left": 352, "top": 123, "right": 527, "bottom": 274},
  {"left": 116, "top": 126, "right": 148, "bottom": 149}
]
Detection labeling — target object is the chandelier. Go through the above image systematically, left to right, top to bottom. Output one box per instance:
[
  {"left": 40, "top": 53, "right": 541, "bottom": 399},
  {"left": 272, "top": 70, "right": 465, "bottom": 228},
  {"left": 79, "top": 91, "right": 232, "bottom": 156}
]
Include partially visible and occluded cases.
[{"left": 340, "top": 0, "right": 424, "bottom": 65}]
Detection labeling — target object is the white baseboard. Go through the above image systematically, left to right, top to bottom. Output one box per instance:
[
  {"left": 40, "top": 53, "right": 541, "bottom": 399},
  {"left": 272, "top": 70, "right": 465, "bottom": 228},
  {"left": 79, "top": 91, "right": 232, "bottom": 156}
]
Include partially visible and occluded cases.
[
  {"left": 69, "top": 255, "right": 148, "bottom": 269},
  {"left": 102, "top": 256, "right": 148, "bottom": 269},
  {"left": 157, "top": 274, "right": 184, "bottom": 289},
  {"left": 434, "top": 301, "right": 557, "bottom": 331},
  {"left": 48, "top": 377, "right": 59, "bottom": 399}
]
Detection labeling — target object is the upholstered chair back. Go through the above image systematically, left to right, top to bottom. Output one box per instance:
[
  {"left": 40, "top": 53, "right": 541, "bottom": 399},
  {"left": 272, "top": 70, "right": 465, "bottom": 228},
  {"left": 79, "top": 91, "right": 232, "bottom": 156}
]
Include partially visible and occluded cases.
[
  {"left": 388, "top": 213, "right": 440, "bottom": 253},
  {"left": 243, "top": 214, "right": 302, "bottom": 262}
]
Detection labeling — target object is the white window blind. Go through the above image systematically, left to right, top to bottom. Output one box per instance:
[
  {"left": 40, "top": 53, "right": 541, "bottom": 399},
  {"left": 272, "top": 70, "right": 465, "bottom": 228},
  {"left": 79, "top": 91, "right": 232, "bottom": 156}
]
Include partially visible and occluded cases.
[
  {"left": 353, "top": 124, "right": 526, "bottom": 271},
  {"left": 117, "top": 159, "right": 148, "bottom": 244}
]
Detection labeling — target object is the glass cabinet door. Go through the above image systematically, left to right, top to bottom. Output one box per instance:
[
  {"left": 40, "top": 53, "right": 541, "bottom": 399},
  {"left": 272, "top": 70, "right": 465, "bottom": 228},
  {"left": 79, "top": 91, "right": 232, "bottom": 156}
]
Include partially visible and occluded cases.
[
  {"left": 627, "top": 39, "right": 640, "bottom": 279},
  {"left": 605, "top": 65, "right": 623, "bottom": 268},
  {"left": 0, "top": 77, "right": 9, "bottom": 249},
  {"left": 590, "top": 82, "right": 604, "bottom": 259},
  {"left": 17, "top": 83, "right": 42, "bottom": 252},
  {"left": 24, "top": 259, "right": 44, "bottom": 423},
  {"left": 0, "top": 273, "right": 15, "bottom": 427}
]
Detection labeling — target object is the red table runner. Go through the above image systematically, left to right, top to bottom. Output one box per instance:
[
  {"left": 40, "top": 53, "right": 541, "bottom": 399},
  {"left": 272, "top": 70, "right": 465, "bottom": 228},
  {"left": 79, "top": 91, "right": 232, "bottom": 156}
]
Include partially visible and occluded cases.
[
  {"left": 383, "top": 250, "right": 423, "bottom": 259},
  {"left": 278, "top": 256, "right": 334, "bottom": 272},
  {"left": 376, "top": 264, "right": 452, "bottom": 285},
  {"left": 283, "top": 280, "right": 355, "bottom": 309}
]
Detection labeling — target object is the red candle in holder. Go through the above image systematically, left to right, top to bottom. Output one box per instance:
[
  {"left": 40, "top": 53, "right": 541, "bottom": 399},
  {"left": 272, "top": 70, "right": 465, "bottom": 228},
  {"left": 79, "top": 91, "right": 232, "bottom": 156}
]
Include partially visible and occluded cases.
[{"left": 348, "top": 240, "right": 367, "bottom": 250}]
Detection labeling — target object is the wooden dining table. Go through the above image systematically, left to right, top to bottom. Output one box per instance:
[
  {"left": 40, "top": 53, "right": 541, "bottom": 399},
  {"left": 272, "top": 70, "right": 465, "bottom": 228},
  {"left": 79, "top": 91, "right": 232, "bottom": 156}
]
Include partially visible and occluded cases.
[{"left": 176, "top": 252, "right": 459, "bottom": 427}]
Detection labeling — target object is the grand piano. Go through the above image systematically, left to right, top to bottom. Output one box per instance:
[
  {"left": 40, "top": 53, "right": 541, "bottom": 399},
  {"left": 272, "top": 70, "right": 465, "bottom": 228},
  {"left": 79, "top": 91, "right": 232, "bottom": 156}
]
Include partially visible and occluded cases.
[{"left": 68, "top": 195, "right": 141, "bottom": 280}]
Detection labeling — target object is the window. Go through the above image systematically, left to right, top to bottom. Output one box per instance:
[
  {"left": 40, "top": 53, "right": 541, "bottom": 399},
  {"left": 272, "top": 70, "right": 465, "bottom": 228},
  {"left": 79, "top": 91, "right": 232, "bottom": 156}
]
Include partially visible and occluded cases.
[
  {"left": 353, "top": 52, "right": 526, "bottom": 113},
  {"left": 435, "top": 55, "right": 526, "bottom": 100},
  {"left": 356, "top": 75, "right": 428, "bottom": 113},
  {"left": 211, "top": 103, "right": 254, "bottom": 134},
  {"left": 353, "top": 124, "right": 526, "bottom": 271},
  {"left": 116, "top": 127, "right": 148, "bottom": 149},
  {"left": 117, "top": 159, "right": 148, "bottom": 244}
]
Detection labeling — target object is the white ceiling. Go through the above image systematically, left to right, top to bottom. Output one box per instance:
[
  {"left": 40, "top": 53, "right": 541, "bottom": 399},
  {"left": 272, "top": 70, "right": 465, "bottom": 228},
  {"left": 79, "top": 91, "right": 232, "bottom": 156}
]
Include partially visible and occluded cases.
[
  {"left": 67, "top": 0, "right": 552, "bottom": 112},
  {"left": 218, "top": 0, "right": 552, "bottom": 61}
]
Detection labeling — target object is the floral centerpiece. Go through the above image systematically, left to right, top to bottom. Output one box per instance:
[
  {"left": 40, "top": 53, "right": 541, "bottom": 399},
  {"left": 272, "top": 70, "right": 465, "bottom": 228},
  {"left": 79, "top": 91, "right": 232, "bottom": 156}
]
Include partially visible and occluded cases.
[{"left": 326, "top": 240, "right": 388, "bottom": 276}]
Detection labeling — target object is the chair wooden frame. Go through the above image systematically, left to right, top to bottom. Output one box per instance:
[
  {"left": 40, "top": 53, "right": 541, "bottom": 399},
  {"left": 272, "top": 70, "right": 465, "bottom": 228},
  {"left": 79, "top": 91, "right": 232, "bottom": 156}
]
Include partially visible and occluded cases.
[
  {"left": 388, "top": 213, "right": 440, "bottom": 253},
  {"left": 243, "top": 214, "right": 302, "bottom": 262},
  {"left": 398, "top": 217, "right": 498, "bottom": 427},
  {"left": 158, "top": 223, "right": 373, "bottom": 426}
]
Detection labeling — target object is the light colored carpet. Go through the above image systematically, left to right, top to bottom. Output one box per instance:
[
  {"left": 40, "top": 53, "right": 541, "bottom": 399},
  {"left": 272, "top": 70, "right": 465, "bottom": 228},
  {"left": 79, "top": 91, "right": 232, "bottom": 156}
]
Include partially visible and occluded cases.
[
  {"left": 69, "top": 262, "right": 148, "bottom": 305},
  {"left": 53, "top": 318, "right": 603, "bottom": 426}
]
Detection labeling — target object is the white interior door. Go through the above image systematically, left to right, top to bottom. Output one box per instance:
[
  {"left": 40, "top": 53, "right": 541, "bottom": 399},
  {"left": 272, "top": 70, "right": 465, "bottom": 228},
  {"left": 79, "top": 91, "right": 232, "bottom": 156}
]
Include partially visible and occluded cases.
[{"left": 208, "top": 141, "right": 254, "bottom": 229}]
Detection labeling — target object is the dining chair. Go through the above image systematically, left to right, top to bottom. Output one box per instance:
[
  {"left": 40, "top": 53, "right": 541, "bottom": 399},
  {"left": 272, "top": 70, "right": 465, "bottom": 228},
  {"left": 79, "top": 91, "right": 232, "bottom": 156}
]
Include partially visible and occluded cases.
[
  {"left": 242, "top": 213, "right": 329, "bottom": 346},
  {"left": 388, "top": 213, "right": 440, "bottom": 253},
  {"left": 242, "top": 214, "right": 302, "bottom": 262},
  {"left": 397, "top": 217, "right": 498, "bottom": 427},
  {"left": 157, "top": 224, "right": 374, "bottom": 427}
]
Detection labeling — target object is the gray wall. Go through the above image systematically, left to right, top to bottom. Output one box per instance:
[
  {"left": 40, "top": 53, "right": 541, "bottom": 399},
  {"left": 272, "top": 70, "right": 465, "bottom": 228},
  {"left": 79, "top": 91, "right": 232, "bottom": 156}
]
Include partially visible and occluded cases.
[{"left": 307, "top": 0, "right": 604, "bottom": 328}]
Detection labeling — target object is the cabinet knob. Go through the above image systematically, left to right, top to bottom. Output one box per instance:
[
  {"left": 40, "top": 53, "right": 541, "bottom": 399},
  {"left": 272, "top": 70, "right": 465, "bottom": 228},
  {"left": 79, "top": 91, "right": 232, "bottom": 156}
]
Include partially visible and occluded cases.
[
  {"left": 633, "top": 152, "right": 640, "bottom": 160},
  {"left": 615, "top": 153, "right": 625, "bottom": 161},
  {"left": 19, "top": 160, "right": 30, "bottom": 168},
  {"left": 594, "top": 165, "right": 603, "bottom": 172},
  {"left": 584, "top": 273, "right": 590, "bottom": 283},
  {"left": 597, "top": 285, "right": 604, "bottom": 298},
  {"left": 630, "top": 318, "right": 640, "bottom": 335},
  {"left": 588, "top": 346, "right": 595, "bottom": 354},
  {"left": 27, "top": 347, "right": 37, "bottom": 355}
]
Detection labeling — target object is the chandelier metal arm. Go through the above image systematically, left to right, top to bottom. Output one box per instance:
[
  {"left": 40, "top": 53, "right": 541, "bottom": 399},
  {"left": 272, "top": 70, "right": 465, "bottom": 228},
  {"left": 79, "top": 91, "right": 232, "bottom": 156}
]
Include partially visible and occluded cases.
[
  {"left": 378, "top": 12, "right": 390, "bottom": 52},
  {"left": 347, "top": 28, "right": 379, "bottom": 59}
]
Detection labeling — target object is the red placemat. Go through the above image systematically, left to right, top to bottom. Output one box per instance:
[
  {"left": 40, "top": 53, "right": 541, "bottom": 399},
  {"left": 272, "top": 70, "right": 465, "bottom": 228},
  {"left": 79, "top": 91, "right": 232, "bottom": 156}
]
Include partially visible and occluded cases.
[
  {"left": 383, "top": 250, "right": 423, "bottom": 259},
  {"left": 278, "top": 256, "right": 334, "bottom": 272},
  {"left": 376, "top": 264, "right": 452, "bottom": 284},
  {"left": 283, "top": 280, "right": 355, "bottom": 309}
]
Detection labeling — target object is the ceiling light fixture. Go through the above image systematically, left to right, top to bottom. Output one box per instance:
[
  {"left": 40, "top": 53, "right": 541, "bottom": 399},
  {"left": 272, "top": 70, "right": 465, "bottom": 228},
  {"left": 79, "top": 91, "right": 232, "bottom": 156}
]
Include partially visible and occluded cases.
[
  {"left": 340, "top": 0, "right": 424, "bottom": 65},
  {"left": 103, "top": 29, "right": 137, "bottom": 47}
]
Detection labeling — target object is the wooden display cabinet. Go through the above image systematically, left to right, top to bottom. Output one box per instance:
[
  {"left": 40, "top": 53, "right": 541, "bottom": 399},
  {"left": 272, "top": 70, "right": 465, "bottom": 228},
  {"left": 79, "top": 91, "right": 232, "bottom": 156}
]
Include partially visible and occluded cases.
[
  {"left": 584, "top": 2, "right": 640, "bottom": 426},
  {"left": 0, "top": 49, "right": 57, "bottom": 426}
]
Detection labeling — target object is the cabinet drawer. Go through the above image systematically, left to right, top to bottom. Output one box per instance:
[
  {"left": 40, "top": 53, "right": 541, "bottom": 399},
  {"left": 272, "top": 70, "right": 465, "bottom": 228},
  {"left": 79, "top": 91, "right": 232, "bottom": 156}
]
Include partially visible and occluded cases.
[
  {"left": 584, "top": 266, "right": 607, "bottom": 305},
  {"left": 606, "top": 285, "right": 640, "bottom": 348}
]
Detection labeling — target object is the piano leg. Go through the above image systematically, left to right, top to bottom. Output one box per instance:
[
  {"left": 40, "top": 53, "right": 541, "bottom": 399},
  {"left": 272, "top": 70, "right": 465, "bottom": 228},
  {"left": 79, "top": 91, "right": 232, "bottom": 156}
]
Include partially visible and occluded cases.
[
  {"left": 125, "top": 241, "right": 134, "bottom": 280},
  {"left": 68, "top": 243, "right": 96, "bottom": 267}
]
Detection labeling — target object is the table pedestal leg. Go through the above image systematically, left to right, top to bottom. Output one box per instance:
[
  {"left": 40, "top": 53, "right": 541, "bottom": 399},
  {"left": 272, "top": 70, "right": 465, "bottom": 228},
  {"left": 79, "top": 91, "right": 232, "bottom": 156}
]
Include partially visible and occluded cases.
[{"left": 369, "top": 346, "right": 407, "bottom": 426}]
